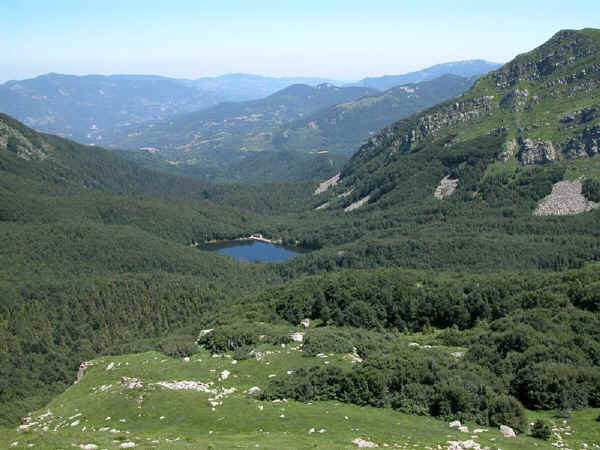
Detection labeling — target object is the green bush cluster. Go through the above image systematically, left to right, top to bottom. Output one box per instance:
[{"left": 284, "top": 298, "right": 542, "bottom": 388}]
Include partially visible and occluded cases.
[
  {"left": 583, "top": 178, "right": 600, "bottom": 202},
  {"left": 531, "top": 419, "right": 553, "bottom": 440}
]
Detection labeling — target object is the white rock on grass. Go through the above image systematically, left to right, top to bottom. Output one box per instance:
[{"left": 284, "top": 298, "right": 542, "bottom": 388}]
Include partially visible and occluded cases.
[
  {"left": 300, "top": 318, "right": 310, "bottom": 328},
  {"left": 290, "top": 332, "right": 304, "bottom": 342},
  {"left": 106, "top": 362, "right": 115, "bottom": 371},
  {"left": 219, "top": 370, "right": 230, "bottom": 381},
  {"left": 248, "top": 386, "right": 261, "bottom": 395},
  {"left": 449, "top": 420, "right": 462, "bottom": 428},
  {"left": 500, "top": 425, "right": 516, "bottom": 437},
  {"left": 458, "top": 426, "right": 469, "bottom": 433},
  {"left": 352, "top": 438, "right": 378, "bottom": 448},
  {"left": 447, "top": 440, "right": 481, "bottom": 450},
  {"left": 119, "top": 443, "right": 137, "bottom": 448},
  {"left": 79, "top": 445, "right": 99, "bottom": 450}
]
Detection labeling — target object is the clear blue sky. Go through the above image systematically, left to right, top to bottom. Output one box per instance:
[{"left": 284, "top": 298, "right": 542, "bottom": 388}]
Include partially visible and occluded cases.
[{"left": 1, "top": 0, "right": 598, "bottom": 82}]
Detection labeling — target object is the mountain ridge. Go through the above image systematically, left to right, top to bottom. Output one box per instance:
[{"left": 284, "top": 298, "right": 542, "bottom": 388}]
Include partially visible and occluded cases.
[
  {"left": 315, "top": 28, "right": 600, "bottom": 213},
  {"left": 351, "top": 59, "right": 502, "bottom": 91}
]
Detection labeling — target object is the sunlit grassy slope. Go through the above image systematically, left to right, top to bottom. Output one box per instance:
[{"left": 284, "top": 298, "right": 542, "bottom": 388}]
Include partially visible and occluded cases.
[{"left": 3, "top": 344, "right": 598, "bottom": 449}]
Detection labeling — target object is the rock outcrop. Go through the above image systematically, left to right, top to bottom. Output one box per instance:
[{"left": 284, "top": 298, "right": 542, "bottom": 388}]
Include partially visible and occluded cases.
[
  {"left": 493, "top": 30, "right": 597, "bottom": 88},
  {"left": 500, "top": 88, "right": 537, "bottom": 111},
  {"left": 564, "top": 126, "right": 600, "bottom": 158},
  {"left": 517, "top": 137, "right": 557, "bottom": 164},
  {"left": 498, "top": 138, "right": 517, "bottom": 161},
  {"left": 314, "top": 173, "right": 340, "bottom": 195},
  {"left": 434, "top": 176, "right": 459, "bottom": 199},
  {"left": 345, "top": 195, "right": 371, "bottom": 212}
]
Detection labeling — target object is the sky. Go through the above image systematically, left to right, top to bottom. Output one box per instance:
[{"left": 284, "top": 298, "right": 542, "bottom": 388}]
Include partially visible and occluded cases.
[{"left": 1, "top": 0, "right": 598, "bottom": 83}]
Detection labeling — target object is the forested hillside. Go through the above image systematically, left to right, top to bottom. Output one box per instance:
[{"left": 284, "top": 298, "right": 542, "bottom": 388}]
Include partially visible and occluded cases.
[{"left": 1, "top": 28, "right": 600, "bottom": 450}]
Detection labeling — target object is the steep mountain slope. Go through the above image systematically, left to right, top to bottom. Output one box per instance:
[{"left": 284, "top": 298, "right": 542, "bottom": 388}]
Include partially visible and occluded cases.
[
  {"left": 315, "top": 29, "right": 600, "bottom": 214},
  {"left": 352, "top": 59, "right": 502, "bottom": 91},
  {"left": 0, "top": 74, "right": 224, "bottom": 144},
  {"left": 274, "top": 75, "right": 476, "bottom": 156},
  {"left": 107, "top": 83, "right": 377, "bottom": 167}
]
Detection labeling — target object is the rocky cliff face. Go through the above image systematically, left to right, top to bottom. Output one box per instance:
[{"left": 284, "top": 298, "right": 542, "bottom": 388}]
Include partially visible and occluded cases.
[
  {"left": 324, "top": 29, "right": 600, "bottom": 212},
  {"left": 493, "top": 30, "right": 597, "bottom": 88},
  {"left": 0, "top": 114, "right": 51, "bottom": 160},
  {"left": 564, "top": 126, "right": 600, "bottom": 158},
  {"left": 518, "top": 138, "right": 557, "bottom": 164}
]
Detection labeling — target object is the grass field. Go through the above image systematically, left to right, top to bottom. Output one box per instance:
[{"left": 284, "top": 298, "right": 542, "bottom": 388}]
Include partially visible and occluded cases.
[{"left": 3, "top": 344, "right": 599, "bottom": 449}]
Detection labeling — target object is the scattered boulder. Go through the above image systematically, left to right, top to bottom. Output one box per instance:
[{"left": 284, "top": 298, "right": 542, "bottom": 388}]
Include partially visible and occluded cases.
[
  {"left": 300, "top": 318, "right": 310, "bottom": 328},
  {"left": 198, "top": 329, "right": 213, "bottom": 338},
  {"left": 290, "top": 332, "right": 304, "bottom": 342},
  {"left": 106, "top": 362, "right": 115, "bottom": 371},
  {"left": 219, "top": 370, "right": 230, "bottom": 381},
  {"left": 120, "top": 377, "right": 143, "bottom": 389},
  {"left": 248, "top": 386, "right": 261, "bottom": 395},
  {"left": 449, "top": 420, "right": 462, "bottom": 428},
  {"left": 500, "top": 425, "right": 516, "bottom": 437},
  {"left": 458, "top": 426, "right": 469, "bottom": 433},
  {"left": 352, "top": 438, "right": 378, "bottom": 448},
  {"left": 447, "top": 440, "right": 481, "bottom": 450},
  {"left": 79, "top": 445, "right": 98, "bottom": 450}
]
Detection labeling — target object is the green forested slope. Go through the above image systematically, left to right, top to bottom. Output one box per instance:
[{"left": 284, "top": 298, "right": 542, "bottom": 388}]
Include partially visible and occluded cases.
[{"left": 275, "top": 75, "right": 475, "bottom": 156}]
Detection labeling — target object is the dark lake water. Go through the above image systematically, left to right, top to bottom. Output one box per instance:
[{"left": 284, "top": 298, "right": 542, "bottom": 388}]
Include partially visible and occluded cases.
[{"left": 201, "top": 240, "right": 303, "bottom": 262}]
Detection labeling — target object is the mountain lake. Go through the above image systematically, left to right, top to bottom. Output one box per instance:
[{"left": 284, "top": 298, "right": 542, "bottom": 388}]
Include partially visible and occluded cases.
[{"left": 201, "top": 239, "right": 304, "bottom": 262}]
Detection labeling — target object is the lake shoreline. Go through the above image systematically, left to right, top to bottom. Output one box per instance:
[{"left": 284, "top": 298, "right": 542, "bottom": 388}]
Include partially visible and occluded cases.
[
  {"left": 192, "top": 233, "right": 283, "bottom": 247},
  {"left": 198, "top": 236, "right": 306, "bottom": 263}
]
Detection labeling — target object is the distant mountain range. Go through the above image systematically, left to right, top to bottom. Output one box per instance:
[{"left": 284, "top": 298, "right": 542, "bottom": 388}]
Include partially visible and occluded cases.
[
  {"left": 350, "top": 59, "right": 502, "bottom": 91},
  {"left": 0, "top": 73, "right": 341, "bottom": 146},
  {"left": 0, "top": 73, "right": 223, "bottom": 143},
  {"left": 184, "top": 73, "right": 343, "bottom": 102},
  {"left": 108, "top": 74, "right": 476, "bottom": 175},
  {"left": 107, "top": 83, "right": 378, "bottom": 167}
]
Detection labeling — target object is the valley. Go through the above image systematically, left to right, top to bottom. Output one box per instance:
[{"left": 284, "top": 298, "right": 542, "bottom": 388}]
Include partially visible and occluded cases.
[{"left": 1, "top": 21, "right": 600, "bottom": 450}]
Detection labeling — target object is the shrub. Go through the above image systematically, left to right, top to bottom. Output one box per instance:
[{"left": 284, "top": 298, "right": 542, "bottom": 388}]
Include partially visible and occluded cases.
[
  {"left": 582, "top": 178, "right": 600, "bottom": 202},
  {"left": 197, "top": 324, "right": 257, "bottom": 352},
  {"left": 302, "top": 328, "right": 355, "bottom": 357},
  {"left": 157, "top": 335, "right": 199, "bottom": 357},
  {"left": 232, "top": 346, "right": 252, "bottom": 361},
  {"left": 488, "top": 394, "right": 527, "bottom": 433},
  {"left": 531, "top": 419, "right": 552, "bottom": 440}
]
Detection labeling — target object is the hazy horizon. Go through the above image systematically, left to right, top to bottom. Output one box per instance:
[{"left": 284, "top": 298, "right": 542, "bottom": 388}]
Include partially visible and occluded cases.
[
  {"left": 1, "top": 0, "right": 598, "bottom": 83},
  {"left": 0, "top": 59, "right": 502, "bottom": 85}
]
